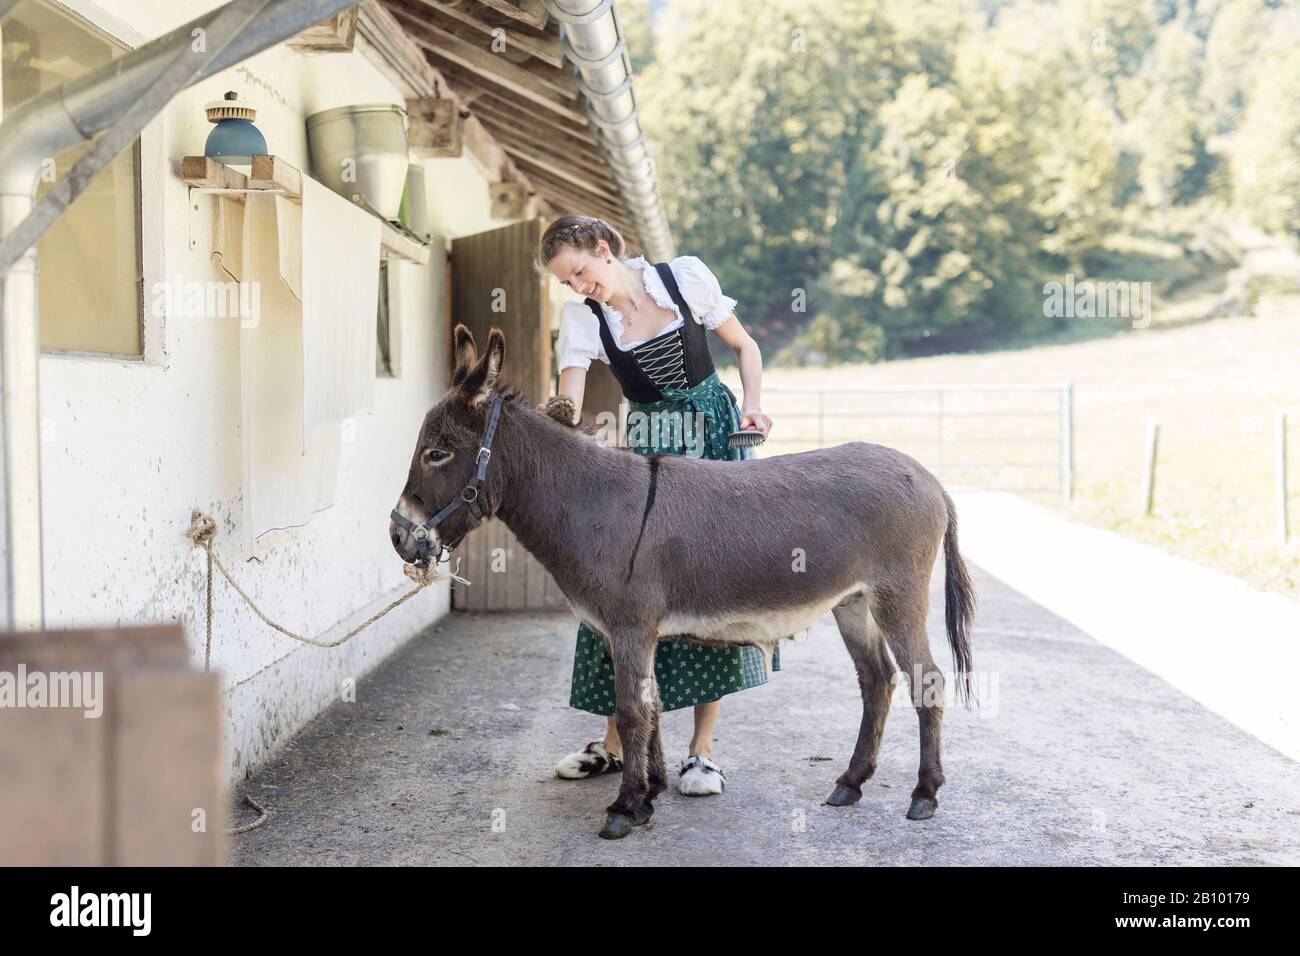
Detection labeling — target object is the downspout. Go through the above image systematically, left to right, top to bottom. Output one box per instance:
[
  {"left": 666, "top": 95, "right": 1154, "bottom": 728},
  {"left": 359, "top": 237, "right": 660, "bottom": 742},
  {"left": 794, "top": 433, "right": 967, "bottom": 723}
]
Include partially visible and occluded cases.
[
  {"left": 0, "top": 0, "right": 361, "bottom": 629},
  {"left": 541, "top": 0, "right": 674, "bottom": 261}
]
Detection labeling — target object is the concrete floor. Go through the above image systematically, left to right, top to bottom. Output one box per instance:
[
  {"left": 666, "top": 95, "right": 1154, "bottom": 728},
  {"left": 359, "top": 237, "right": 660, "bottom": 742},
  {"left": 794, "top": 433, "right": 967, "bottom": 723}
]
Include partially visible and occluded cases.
[{"left": 231, "top": 562, "right": 1300, "bottom": 865}]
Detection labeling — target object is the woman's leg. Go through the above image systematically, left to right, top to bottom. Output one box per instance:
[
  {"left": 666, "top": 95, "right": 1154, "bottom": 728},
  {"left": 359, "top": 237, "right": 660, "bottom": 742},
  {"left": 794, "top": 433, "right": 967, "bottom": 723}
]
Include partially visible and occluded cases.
[
  {"left": 556, "top": 624, "right": 625, "bottom": 779},
  {"left": 677, "top": 700, "right": 726, "bottom": 796},
  {"left": 690, "top": 700, "right": 720, "bottom": 757},
  {"left": 603, "top": 714, "right": 621, "bottom": 756}
]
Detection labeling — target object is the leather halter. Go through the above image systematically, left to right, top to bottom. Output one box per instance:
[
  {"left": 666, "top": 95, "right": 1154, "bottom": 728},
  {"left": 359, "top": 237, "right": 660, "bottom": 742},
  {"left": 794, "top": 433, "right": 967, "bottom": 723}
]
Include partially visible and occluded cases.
[{"left": 390, "top": 392, "right": 505, "bottom": 567}]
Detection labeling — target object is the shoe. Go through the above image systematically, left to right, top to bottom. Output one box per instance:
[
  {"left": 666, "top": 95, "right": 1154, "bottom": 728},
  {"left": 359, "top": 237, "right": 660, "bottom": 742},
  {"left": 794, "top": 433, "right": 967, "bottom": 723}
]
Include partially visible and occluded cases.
[
  {"left": 554, "top": 741, "right": 623, "bottom": 779},
  {"left": 676, "top": 754, "right": 725, "bottom": 796}
]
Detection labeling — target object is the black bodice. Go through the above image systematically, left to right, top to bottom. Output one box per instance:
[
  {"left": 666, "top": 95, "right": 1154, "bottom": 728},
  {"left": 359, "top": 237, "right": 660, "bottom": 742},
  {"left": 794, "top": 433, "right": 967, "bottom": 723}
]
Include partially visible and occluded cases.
[{"left": 585, "top": 261, "right": 717, "bottom": 403}]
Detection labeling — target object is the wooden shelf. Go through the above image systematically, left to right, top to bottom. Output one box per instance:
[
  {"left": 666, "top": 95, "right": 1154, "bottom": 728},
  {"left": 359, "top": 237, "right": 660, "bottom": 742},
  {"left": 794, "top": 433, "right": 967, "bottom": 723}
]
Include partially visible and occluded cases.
[{"left": 181, "top": 155, "right": 431, "bottom": 265}]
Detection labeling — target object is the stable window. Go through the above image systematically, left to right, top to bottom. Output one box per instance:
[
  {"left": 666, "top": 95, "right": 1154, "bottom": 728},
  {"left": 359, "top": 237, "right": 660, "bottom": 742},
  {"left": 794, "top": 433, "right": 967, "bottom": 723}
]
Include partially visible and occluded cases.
[{"left": 1, "top": 0, "right": 143, "bottom": 356}]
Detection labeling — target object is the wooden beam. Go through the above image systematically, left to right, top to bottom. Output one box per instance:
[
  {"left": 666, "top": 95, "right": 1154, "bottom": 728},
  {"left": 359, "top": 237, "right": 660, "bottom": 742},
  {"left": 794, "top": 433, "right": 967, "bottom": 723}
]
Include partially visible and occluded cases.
[
  {"left": 394, "top": 0, "right": 566, "bottom": 68},
  {"left": 475, "top": 0, "right": 549, "bottom": 31},
  {"left": 359, "top": 1, "right": 443, "bottom": 96},
  {"left": 287, "top": 8, "right": 359, "bottom": 52},
  {"left": 391, "top": 9, "right": 577, "bottom": 98},
  {"left": 409, "top": 28, "right": 587, "bottom": 124},
  {"left": 430, "top": 59, "right": 596, "bottom": 140},
  {"left": 467, "top": 95, "right": 599, "bottom": 149},
  {"left": 406, "top": 97, "right": 463, "bottom": 156},
  {"left": 473, "top": 116, "right": 612, "bottom": 180},
  {"left": 506, "top": 150, "right": 626, "bottom": 204},
  {"left": 248, "top": 154, "right": 302, "bottom": 198},
  {"left": 180, "top": 155, "right": 247, "bottom": 189},
  {"left": 521, "top": 166, "right": 628, "bottom": 210},
  {"left": 523, "top": 173, "right": 632, "bottom": 224},
  {"left": 490, "top": 181, "right": 529, "bottom": 219},
  {"left": 529, "top": 182, "right": 625, "bottom": 222},
  {"left": 381, "top": 220, "right": 433, "bottom": 265}
]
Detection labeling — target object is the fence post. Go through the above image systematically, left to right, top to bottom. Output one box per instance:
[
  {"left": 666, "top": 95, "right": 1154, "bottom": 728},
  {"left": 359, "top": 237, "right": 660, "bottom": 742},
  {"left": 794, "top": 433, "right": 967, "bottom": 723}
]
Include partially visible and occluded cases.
[
  {"left": 1060, "top": 383, "right": 1074, "bottom": 504},
  {"left": 936, "top": 390, "right": 946, "bottom": 481},
  {"left": 816, "top": 391, "right": 825, "bottom": 449},
  {"left": 1278, "top": 410, "right": 1289, "bottom": 545},
  {"left": 1140, "top": 419, "right": 1160, "bottom": 516}
]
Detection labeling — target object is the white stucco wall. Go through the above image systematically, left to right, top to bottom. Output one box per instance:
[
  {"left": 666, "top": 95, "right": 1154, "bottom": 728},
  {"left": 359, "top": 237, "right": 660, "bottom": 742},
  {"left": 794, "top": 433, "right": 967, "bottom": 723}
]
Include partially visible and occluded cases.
[{"left": 34, "top": 0, "right": 511, "bottom": 783}]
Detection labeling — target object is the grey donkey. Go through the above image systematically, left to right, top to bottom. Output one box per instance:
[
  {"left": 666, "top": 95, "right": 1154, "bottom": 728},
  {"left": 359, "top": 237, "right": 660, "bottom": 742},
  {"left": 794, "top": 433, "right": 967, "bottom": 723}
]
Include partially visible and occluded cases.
[{"left": 391, "top": 325, "right": 977, "bottom": 839}]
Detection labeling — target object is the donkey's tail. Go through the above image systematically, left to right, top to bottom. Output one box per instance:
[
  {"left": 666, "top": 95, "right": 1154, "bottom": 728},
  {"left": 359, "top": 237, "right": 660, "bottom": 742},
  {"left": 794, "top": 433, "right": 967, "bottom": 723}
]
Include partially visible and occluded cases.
[{"left": 941, "top": 488, "right": 977, "bottom": 707}]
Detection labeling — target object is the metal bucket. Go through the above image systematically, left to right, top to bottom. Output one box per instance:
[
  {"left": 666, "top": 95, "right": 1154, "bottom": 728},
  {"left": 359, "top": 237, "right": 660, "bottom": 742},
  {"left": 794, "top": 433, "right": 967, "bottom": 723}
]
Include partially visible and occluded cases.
[{"left": 306, "top": 103, "right": 409, "bottom": 220}]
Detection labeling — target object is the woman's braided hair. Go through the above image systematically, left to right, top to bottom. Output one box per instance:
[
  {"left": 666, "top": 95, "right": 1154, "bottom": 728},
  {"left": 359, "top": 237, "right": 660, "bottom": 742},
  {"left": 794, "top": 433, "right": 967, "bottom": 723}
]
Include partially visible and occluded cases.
[{"left": 536, "top": 214, "right": 626, "bottom": 275}]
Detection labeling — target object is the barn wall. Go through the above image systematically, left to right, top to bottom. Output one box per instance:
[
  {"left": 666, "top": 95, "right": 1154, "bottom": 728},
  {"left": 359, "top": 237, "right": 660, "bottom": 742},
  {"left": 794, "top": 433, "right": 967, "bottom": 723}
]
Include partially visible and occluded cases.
[{"left": 34, "top": 0, "right": 515, "bottom": 783}]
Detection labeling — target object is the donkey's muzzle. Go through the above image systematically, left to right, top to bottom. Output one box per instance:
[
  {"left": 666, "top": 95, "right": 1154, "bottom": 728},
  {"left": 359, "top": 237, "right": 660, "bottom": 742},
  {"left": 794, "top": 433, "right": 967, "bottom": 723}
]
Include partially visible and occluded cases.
[{"left": 389, "top": 512, "right": 434, "bottom": 566}]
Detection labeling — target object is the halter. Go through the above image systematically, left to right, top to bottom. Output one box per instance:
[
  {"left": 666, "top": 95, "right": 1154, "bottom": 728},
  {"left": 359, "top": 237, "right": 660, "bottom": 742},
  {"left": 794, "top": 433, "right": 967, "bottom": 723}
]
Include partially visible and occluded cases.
[{"left": 390, "top": 392, "right": 505, "bottom": 567}]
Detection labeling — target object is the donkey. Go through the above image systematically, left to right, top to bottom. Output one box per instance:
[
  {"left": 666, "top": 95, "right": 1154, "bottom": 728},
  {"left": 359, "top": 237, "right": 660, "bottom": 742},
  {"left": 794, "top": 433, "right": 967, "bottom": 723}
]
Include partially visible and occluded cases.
[{"left": 391, "top": 325, "right": 977, "bottom": 839}]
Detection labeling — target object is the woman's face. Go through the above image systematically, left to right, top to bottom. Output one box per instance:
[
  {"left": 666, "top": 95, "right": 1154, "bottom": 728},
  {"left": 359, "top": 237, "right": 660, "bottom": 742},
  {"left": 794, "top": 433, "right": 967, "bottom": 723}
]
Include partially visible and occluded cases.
[{"left": 546, "top": 243, "right": 618, "bottom": 303}]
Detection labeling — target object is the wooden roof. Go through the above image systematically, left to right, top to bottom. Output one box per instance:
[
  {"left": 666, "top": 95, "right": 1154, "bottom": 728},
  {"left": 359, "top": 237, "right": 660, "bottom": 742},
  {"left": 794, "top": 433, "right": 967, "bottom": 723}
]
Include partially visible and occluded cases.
[{"left": 373, "top": 0, "right": 647, "bottom": 251}]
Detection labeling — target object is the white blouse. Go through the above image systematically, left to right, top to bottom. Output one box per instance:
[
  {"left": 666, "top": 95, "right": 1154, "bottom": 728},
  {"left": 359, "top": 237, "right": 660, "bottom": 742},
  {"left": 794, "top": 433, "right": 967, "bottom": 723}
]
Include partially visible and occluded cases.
[{"left": 555, "top": 254, "right": 739, "bottom": 371}]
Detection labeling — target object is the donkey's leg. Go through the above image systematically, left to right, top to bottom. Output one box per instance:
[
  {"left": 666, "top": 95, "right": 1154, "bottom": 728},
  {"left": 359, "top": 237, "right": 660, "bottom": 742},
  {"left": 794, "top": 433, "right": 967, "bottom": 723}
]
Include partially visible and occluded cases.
[
  {"left": 872, "top": 584, "right": 946, "bottom": 821},
  {"left": 825, "top": 591, "right": 896, "bottom": 807},
  {"left": 600, "top": 631, "right": 658, "bottom": 840},
  {"left": 645, "top": 703, "right": 668, "bottom": 802}
]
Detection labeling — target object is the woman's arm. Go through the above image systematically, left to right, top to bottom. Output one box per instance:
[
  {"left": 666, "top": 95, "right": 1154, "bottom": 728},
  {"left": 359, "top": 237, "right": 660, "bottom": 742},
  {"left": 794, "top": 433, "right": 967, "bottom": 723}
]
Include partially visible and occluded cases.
[{"left": 712, "top": 315, "right": 773, "bottom": 437}]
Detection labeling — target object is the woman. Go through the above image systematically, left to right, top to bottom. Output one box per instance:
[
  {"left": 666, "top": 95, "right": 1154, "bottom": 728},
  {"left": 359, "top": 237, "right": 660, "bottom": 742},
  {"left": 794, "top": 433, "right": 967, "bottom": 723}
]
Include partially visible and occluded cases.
[{"left": 537, "top": 214, "right": 777, "bottom": 797}]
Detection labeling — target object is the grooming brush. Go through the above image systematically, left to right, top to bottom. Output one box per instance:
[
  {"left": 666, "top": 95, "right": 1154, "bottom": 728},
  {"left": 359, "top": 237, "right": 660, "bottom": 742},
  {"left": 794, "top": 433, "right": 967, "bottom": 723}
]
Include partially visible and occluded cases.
[{"left": 727, "top": 425, "right": 766, "bottom": 450}]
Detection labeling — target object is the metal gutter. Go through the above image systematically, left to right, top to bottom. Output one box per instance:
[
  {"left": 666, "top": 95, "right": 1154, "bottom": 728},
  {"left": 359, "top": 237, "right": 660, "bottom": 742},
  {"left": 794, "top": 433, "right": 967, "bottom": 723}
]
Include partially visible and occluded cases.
[{"left": 541, "top": 0, "right": 674, "bottom": 261}]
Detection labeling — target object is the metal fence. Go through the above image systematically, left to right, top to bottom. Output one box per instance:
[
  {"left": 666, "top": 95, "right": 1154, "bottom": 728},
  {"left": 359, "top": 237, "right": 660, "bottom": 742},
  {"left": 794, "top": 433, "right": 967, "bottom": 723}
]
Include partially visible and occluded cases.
[{"left": 755, "top": 383, "right": 1074, "bottom": 501}]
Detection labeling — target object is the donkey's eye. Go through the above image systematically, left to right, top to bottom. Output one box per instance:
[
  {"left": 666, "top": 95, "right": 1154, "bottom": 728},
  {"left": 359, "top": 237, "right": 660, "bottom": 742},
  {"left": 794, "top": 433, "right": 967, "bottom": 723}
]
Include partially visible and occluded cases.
[{"left": 422, "top": 448, "right": 452, "bottom": 467}]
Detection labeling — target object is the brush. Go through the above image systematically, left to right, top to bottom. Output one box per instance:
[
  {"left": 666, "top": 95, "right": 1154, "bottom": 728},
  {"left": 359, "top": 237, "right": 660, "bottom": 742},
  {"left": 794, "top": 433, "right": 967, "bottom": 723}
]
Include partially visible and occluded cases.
[{"left": 727, "top": 425, "right": 766, "bottom": 450}]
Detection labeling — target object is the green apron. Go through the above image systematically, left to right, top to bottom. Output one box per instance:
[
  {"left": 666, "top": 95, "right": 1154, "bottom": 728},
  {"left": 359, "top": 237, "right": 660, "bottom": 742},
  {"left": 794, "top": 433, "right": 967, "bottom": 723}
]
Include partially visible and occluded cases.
[{"left": 568, "top": 369, "right": 781, "bottom": 716}]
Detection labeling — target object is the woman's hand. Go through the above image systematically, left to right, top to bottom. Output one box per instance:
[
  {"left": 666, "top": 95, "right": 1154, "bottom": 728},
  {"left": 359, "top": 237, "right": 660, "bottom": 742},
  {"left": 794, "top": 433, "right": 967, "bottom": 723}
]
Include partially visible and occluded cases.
[
  {"left": 540, "top": 394, "right": 580, "bottom": 425},
  {"left": 740, "top": 407, "right": 773, "bottom": 437}
]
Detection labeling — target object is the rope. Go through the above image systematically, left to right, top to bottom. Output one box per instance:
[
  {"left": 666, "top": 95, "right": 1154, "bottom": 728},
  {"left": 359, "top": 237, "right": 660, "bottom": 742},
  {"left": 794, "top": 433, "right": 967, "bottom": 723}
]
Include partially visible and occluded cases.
[
  {"left": 185, "top": 511, "right": 468, "bottom": 662},
  {"left": 186, "top": 512, "right": 470, "bottom": 838},
  {"left": 228, "top": 795, "right": 269, "bottom": 835}
]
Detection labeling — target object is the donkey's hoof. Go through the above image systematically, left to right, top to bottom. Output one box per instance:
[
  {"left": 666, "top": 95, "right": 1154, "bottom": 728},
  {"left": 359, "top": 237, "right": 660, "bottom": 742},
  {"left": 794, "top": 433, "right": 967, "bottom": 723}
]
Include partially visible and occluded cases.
[
  {"left": 824, "top": 784, "right": 862, "bottom": 807},
  {"left": 906, "top": 796, "right": 938, "bottom": 820},
  {"left": 599, "top": 812, "right": 636, "bottom": 839}
]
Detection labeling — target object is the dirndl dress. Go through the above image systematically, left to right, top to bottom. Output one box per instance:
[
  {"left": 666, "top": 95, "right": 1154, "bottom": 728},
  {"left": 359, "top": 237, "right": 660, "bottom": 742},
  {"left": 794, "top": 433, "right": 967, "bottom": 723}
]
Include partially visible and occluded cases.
[{"left": 566, "top": 260, "right": 782, "bottom": 717}]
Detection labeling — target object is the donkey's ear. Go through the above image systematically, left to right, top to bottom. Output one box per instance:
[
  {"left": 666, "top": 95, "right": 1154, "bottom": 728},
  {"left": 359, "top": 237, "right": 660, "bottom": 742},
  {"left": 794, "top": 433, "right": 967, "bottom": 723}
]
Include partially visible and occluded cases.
[
  {"left": 450, "top": 324, "right": 477, "bottom": 386},
  {"left": 458, "top": 327, "right": 506, "bottom": 405}
]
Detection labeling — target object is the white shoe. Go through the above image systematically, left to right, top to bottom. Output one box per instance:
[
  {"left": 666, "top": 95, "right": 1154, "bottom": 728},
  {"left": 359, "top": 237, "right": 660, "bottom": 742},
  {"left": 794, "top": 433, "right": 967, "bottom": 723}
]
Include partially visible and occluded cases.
[
  {"left": 554, "top": 741, "right": 623, "bottom": 780},
  {"left": 676, "top": 755, "right": 725, "bottom": 796}
]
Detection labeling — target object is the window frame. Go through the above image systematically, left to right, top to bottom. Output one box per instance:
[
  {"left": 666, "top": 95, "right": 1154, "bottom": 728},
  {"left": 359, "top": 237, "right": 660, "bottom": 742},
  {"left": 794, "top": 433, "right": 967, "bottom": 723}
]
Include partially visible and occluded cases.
[{"left": 16, "top": 0, "right": 161, "bottom": 366}]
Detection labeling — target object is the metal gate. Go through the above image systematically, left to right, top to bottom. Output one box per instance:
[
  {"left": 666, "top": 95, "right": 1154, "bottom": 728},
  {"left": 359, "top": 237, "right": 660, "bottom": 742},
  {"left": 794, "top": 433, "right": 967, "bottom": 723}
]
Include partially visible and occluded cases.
[{"left": 756, "top": 383, "right": 1074, "bottom": 501}]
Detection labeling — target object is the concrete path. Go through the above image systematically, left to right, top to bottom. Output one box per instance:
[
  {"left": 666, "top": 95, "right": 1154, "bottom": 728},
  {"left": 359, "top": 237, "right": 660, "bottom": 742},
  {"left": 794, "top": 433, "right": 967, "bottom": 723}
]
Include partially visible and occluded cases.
[
  {"left": 950, "top": 491, "right": 1300, "bottom": 762},
  {"left": 232, "top": 559, "right": 1300, "bottom": 865}
]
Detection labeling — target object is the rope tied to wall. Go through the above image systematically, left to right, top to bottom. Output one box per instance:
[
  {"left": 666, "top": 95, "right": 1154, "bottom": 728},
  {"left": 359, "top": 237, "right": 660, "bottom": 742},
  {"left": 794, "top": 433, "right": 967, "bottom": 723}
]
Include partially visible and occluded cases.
[
  {"left": 185, "top": 512, "right": 468, "bottom": 670},
  {"left": 186, "top": 512, "right": 468, "bottom": 837}
]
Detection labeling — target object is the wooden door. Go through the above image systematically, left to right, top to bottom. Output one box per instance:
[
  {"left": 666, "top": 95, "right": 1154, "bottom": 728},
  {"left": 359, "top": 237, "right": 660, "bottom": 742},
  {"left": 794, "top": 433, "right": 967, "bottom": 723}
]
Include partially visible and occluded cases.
[{"left": 449, "top": 219, "right": 569, "bottom": 611}]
